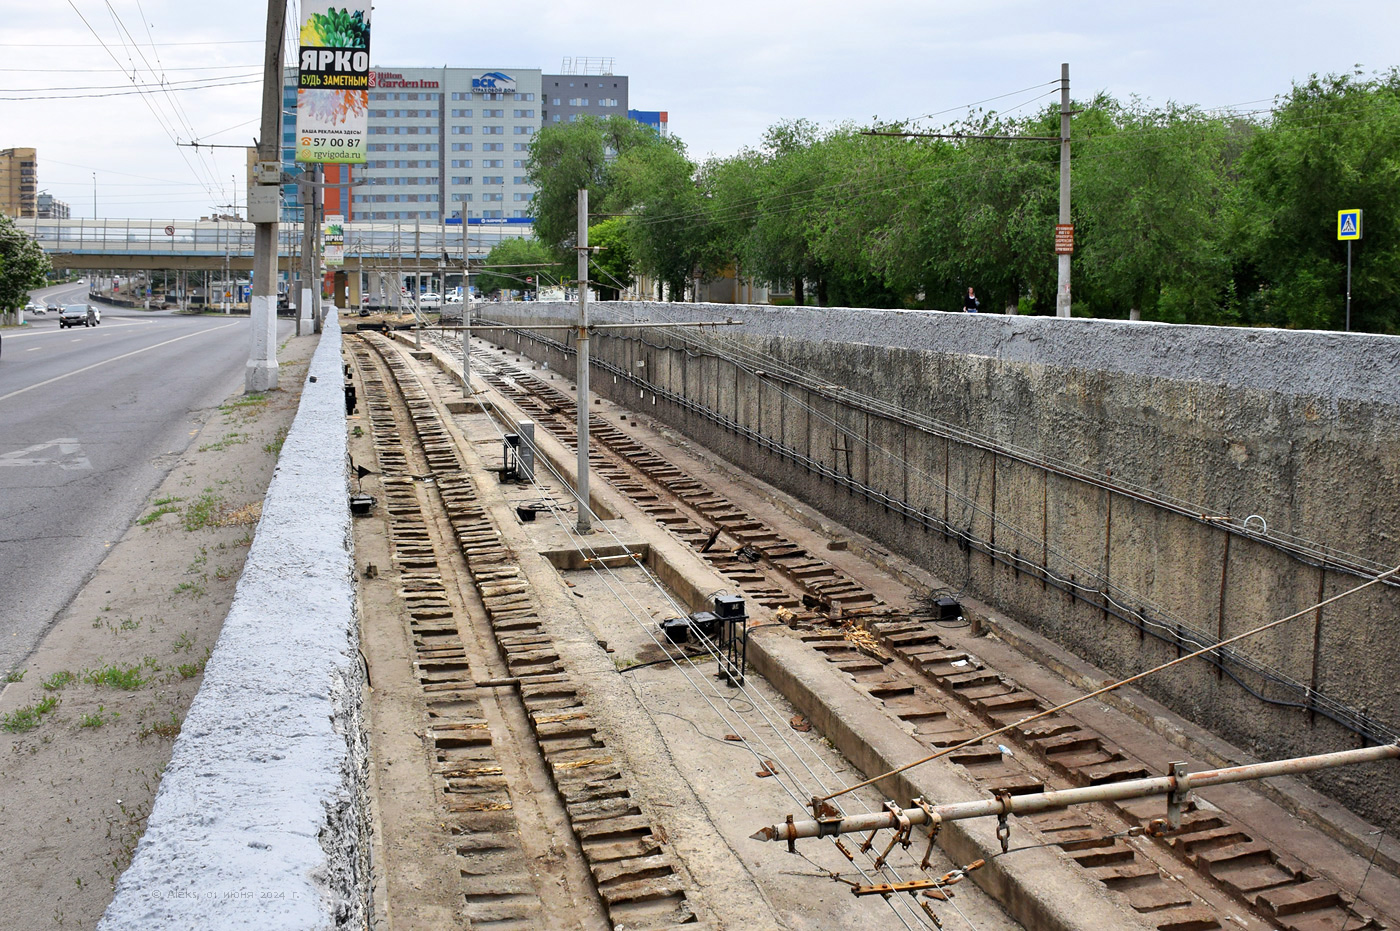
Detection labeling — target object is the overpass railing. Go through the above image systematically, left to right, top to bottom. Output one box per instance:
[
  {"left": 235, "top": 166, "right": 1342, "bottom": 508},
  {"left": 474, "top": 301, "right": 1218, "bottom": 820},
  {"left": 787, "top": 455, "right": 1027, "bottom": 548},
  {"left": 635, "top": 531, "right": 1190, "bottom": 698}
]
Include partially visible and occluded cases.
[{"left": 15, "top": 218, "right": 531, "bottom": 263}]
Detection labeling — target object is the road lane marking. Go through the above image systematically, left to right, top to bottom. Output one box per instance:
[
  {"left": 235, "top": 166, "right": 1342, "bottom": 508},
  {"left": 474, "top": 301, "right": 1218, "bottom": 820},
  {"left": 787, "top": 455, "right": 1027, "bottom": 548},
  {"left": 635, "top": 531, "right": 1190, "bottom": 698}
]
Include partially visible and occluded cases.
[
  {"left": 2, "top": 318, "right": 159, "bottom": 341},
  {"left": 0, "top": 322, "right": 240, "bottom": 403},
  {"left": 0, "top": 438, "right": 91, "bottom": 470}
]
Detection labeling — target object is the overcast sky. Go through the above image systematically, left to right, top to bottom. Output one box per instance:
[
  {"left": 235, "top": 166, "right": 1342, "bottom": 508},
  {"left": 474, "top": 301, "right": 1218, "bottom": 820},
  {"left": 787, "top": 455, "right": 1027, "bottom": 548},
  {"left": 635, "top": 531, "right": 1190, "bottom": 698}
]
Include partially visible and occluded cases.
[{"left": 6, "top": 0, "right": 1397, "bottom": 221}]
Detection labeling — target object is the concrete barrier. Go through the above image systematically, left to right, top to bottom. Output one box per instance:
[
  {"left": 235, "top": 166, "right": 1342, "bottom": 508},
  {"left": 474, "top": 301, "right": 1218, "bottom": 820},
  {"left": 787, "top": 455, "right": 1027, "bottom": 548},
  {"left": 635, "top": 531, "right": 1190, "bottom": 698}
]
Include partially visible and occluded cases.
[
  {"left": 482, "top": 301, "right": 1400, "bottom": 833},
  {"left": 99, "top": 311, "right": 368, "bottom": 930}
]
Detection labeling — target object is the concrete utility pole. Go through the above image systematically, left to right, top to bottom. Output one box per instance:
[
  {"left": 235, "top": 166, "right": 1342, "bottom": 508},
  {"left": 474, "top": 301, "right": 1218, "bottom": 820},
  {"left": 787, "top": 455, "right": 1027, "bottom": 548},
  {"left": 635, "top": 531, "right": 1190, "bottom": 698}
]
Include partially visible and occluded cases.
[
  {"left": 246, "top": 0, "right": 283, "bottom": 392},
  {"left": 1055, "top": 62, "right": 1072, "bottom": 319},
  {"left": 299, "top": 164, "right": 317, "bottom": 337},
  {"left": 575, "top": 188, "right": 591, "bottom": 534},
  {"left": 462, "top": 211, "right": 471, "bottom": 399}
]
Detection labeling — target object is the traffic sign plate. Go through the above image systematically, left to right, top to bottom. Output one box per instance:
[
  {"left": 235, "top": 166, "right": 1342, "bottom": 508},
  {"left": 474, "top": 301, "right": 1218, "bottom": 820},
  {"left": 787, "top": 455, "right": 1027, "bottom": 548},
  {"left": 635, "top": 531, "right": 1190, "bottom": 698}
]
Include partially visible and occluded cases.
[{"left": 1338, "top": 209, "right": 1362, "bottom": 240}]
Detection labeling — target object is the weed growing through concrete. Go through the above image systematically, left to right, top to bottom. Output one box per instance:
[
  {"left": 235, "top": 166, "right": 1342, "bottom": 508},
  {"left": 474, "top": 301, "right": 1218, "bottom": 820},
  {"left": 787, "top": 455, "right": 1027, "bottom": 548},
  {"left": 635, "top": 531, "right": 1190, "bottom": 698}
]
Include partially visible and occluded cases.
[
  {"left": 263, "top": 424, "right": 290, "bottom": 457},
  {"left": 198, "top": 431, "right": 247, "bottom": 453},
  {"left": 181, "top": 489, "right": 224, "bottom": 531},
  {"left": 137, "top": 495, "right": 183, "bottom": 526},
  {"left": 84, "top": 664, "right": 147, "bottom": 691},
  {"left": 4, "top": 668, "right": 25, "bottom": 683},
  {"left": 42, "top": 670, "right": 75, "bottom": 691},
  {"left": 1, "top": 695, "right": 59, "bottom": 732},
  {"left": 140, "top": 712, "right": 182, "bottom": 740}
]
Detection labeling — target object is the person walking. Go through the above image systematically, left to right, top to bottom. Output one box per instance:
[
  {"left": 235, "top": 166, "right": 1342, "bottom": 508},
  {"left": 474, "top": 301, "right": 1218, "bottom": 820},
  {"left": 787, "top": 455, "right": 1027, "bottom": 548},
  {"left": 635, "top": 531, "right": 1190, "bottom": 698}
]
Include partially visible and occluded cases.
[{"left": 962, "top": 287, "right": 980, "bottom": 313}]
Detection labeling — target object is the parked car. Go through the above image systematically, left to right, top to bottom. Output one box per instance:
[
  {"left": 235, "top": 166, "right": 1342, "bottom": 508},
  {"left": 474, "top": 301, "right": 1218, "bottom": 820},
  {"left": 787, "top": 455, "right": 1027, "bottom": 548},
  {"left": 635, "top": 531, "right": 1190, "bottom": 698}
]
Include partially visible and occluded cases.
[
  {"left": 419, "top": 292, "right": 443, "bottom": 310},
  {"left": 59, "top": 304, "right": 98, "bottom": 328}
]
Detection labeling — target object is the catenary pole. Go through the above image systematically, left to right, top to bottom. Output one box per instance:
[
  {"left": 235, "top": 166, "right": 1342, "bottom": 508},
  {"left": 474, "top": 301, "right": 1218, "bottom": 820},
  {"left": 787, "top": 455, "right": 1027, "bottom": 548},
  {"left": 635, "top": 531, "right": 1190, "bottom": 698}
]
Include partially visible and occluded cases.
[
  {"left": 246, "top": 0, "right": 283, "bottom": 392},
  {"left": 1055, "top": 62, "right": 1072, "bottom": 318},
  {"left": 300, "top": 164, "right": 315, "bottom": 337},
  {"left": 575, "top": 188, "right": 591, "bottom": 534},
  {"left": 463, "top": 209, "right": 471, "bottom": 399}
]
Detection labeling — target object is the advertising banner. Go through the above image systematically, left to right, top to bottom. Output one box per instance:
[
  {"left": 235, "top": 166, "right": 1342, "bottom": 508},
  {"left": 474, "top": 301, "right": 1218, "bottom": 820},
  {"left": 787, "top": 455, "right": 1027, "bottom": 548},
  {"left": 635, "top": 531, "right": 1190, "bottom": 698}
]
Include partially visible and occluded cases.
[
  {"left": 295, "top": 1, "right": 372, "bottom": 164},
  {"left": 324, "top": 215, "right": 345, "bottom": 266}
]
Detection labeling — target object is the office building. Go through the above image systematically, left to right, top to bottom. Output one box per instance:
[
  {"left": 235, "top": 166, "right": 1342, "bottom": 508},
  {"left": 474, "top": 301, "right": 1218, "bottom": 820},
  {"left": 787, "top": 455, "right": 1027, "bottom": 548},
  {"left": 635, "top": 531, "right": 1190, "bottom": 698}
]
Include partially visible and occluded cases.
[
  {"left": 541, "top": 58, "right": 629, "bottom": 127},
  {"left": 282, "top": 66, "right": 545, "bottom": 225},
  {"left": 627, "top": 110, "right": 669, "bottom": 138},
  {"left": 0, "top": 147, "right": 38, "bottom": 218},
  {"left": 36, "top": 192, "right": 70, "bottom": 219}
]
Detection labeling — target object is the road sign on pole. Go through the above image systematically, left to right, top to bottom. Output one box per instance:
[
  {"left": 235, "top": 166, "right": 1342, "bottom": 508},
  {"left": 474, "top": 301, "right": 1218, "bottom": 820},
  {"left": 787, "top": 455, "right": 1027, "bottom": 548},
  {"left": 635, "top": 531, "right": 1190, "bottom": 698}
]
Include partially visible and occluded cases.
[
  {"left": 1337, "top": 209, "right": 1362, "bottom": 240},
  {"left": 1338, "top": 209, "right": 1362, "bottom": 331}
]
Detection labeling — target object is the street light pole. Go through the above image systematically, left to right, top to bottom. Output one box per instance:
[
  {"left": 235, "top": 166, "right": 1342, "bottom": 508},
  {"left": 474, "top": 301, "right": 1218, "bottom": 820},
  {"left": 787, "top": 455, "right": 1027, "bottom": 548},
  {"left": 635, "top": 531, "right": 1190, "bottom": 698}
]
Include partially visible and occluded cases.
[{"left": 245, "top": 0, "right": 283, "bottom": 392}]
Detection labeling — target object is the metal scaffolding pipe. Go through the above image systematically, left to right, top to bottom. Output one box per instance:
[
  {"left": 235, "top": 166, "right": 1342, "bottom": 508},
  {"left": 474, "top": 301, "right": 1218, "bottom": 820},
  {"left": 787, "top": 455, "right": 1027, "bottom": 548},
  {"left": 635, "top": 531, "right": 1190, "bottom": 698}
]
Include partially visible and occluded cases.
[{"left": 751, "top": 743, "right": 1400, "bottom": 843}]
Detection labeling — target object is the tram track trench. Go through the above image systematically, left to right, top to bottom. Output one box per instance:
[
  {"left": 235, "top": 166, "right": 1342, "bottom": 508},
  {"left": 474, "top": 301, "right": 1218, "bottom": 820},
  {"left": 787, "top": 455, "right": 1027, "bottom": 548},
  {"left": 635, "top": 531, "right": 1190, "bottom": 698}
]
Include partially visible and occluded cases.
[
  {"left": 411, "top": 328, "right": 1400, "bottom": 931},
  {"left": 358, "top": 331, "right": 1037, "bottom": 931}
]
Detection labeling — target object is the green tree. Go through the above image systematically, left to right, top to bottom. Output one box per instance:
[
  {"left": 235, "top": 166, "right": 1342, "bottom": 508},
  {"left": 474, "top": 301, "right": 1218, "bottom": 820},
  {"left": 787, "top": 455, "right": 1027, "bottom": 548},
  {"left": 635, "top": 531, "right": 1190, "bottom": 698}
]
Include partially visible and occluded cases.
[
  {"left": 1230, "top": 69, "right": 1400, "bottom": 332},
  {"left": 1075, "top": 99, "right": 1233, "bottom": 322},
  {"left": 525, "top": 115, "right": 664, "bottom": 251},
  {"left": 607, "top": 139, "right": 710, "bottom": 300},
  {"left": 0, "top": 214, "right": 52, "bottom": 323},
  {"left": 587, "top": 217, "right": 635, "bottom": 301},
  {"left": 474, "top": 237, "right": 562, "bottom": 297}
]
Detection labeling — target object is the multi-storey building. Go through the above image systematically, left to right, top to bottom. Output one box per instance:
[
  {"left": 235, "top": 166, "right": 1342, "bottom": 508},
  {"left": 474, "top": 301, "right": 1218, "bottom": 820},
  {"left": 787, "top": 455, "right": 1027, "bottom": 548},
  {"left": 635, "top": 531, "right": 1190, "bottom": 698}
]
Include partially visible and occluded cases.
[
  {"left": 282, "top": 66, "right": 546, "bottom": 226},
  {"left": 540, "top": 68, "right": 630, "bottom": 127},
  {"left": 0, "top": 147, "right": 38, "bottom": 218},
  {"left": 36, "top": 192, "right": 70, "bottom": 219}
]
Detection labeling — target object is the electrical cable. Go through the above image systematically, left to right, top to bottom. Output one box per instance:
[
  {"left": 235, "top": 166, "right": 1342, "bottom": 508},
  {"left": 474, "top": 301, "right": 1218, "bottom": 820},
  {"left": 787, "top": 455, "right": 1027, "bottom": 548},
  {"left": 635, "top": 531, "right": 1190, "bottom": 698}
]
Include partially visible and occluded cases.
[
  {"left": 496, "top": 307, "right": 1399, "bottom": 746},
  {"left": 415, "top": 333, "right": 947, "bottom": 928}
]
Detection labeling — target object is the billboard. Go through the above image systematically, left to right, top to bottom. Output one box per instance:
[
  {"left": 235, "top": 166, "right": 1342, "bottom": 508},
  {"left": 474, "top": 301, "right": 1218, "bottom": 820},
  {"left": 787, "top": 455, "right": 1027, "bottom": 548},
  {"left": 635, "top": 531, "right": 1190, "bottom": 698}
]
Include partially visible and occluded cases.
[
  {"left": 295, "top": 2, "right": 372, "bottom": 164},
  {"left": 324, "top": 215, "right": 345, "bottom": 266}
]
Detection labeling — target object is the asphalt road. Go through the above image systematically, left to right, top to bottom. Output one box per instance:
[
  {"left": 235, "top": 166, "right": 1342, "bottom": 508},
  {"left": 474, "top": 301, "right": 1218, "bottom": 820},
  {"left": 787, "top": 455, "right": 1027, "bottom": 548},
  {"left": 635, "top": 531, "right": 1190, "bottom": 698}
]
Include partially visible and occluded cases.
[{"left": 0, "top": 283, "right": 295, "bottom": 674}]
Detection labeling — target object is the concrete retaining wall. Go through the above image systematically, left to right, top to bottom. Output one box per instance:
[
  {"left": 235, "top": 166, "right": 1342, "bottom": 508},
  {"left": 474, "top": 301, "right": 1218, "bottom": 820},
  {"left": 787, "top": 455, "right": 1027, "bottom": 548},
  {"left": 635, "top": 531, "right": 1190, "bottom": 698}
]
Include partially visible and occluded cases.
[
  {"left": 482, "top": 301, "right": 1400, "bottom": 832},
  {"left": 99, "top": 312, "right": 367, "bottom": 930}
]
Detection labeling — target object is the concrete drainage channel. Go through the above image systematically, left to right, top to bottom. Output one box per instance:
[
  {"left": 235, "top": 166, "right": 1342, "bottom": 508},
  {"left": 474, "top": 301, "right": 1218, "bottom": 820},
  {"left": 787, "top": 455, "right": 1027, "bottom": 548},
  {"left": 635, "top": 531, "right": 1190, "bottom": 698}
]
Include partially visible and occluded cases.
[
  {"left": 419, "top": 328, "right": 1393, "bottom": 931},
  {"left": 353, "top": 333, "right": 704, "bottom": 930}
]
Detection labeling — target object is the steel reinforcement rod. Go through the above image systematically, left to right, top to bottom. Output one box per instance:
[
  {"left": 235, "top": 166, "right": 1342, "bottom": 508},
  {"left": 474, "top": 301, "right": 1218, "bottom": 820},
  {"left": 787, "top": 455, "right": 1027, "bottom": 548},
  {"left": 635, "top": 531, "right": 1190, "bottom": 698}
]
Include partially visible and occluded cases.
[{"left": 752, "top": 742, "right": 1400, "bottom": 844}]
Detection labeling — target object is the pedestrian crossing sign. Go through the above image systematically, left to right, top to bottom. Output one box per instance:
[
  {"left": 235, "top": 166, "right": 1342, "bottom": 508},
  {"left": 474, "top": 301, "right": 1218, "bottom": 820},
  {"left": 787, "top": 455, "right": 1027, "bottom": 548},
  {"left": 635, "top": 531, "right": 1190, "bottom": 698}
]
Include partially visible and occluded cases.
[{"left": 1338, "top": 209, "right": 1362, "bottom": 240}]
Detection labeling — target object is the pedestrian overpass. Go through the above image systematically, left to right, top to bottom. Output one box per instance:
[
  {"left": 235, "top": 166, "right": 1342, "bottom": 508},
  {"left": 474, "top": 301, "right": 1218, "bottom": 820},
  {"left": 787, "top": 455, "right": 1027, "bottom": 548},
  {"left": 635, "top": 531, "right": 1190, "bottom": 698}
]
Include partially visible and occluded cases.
[{"left": 15, "top": 217, "right": 531, "bottom": 275}]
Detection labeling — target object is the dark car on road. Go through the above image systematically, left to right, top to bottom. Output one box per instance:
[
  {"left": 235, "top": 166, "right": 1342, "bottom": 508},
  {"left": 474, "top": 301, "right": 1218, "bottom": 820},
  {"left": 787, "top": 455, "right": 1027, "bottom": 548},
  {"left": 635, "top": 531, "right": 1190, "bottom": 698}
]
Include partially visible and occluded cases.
[{"left": 59, "top": 304, "right": 99, "bottom": 328}]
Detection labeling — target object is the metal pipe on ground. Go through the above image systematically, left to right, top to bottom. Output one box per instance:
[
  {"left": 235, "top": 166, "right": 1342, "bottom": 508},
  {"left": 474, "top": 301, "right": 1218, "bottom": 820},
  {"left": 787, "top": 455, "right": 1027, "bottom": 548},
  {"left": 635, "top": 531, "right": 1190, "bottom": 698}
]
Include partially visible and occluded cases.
[{"left": 752, "top": 742, "right": 1400, "bottom": 843}]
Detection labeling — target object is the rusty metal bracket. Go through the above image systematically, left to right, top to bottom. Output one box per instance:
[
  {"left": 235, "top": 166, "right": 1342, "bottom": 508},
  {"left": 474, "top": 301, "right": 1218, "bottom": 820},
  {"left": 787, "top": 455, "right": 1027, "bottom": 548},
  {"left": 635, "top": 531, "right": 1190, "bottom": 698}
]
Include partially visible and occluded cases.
[
  {"left": 1167, "top": 761, "right": 1189, "bottom": 829},
  {"left": 995, "top": 791, "right": 1012, "bottom": 854},
  {"left": 913, "top": 797, "right": 941, "bottom": 870},
  {"left": 873, "top": 800, "right": 911, "bottom": 869},
  {"left": 786, "top": 814, "right": 795, "bottom": 854}
]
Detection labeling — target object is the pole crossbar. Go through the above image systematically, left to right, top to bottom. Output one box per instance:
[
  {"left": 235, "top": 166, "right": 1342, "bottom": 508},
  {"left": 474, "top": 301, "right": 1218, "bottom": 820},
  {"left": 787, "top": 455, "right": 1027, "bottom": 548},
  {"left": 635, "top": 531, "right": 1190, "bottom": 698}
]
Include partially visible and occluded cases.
[{"left": 753, "top": 743, "right": 1400, "bottom": 844}]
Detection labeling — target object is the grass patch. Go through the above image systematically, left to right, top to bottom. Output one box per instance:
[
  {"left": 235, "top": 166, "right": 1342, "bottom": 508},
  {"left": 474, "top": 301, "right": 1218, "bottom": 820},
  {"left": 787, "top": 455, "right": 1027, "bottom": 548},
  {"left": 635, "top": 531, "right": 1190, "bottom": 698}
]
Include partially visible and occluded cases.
[
  {"left": 220, "top": 393, "right": 267, "bottom": 412},
  {"left": 263, "top": 425, "right": 290, "bottom": 457},
  {"left": 198, "top": 431, "right": 247, "bottom": 453},
  {"left": 181, "top": 489, "right": 224, "bottom": 531},
  {"left": 173, "top": 580, "right": 206, "bottom": 598},
  {"left": 173, "top": 631, "right": 195, "bottom": 654},
  {"left": 84, "top": 664, "right": 148, "bottom": 691},
  {"left": 4, "top": 668, "right": 25, "bottom": 683},
  {"left": 43, "top": 670, "right": 75, "bottom": 691},
  {"left": 1, "top": 695, "right": 59, "bottom": 733},
  {"left": 79, "top": 706, "right": 113, "bottom": 728},
  {"left": 141, "top": 712, "right": 182, "bottom": 740}
]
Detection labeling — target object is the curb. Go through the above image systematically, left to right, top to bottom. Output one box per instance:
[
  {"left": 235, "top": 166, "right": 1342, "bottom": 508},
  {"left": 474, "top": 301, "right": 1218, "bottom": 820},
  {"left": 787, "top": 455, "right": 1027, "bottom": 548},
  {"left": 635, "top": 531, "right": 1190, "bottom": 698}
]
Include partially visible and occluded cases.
[{"left": 99, "top": 312, "right": 369, "bottom": 930}]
